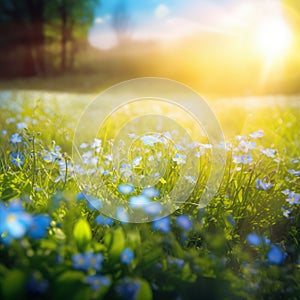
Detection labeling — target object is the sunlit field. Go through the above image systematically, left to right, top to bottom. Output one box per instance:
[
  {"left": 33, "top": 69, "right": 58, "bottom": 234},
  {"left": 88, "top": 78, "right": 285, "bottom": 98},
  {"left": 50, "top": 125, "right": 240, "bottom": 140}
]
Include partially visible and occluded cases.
[
  {"left": 1, "top": 0, "right": 300, "bottom": 299},
  {"left": 0, "top": 90, "right": 299, "bottom": 299}
]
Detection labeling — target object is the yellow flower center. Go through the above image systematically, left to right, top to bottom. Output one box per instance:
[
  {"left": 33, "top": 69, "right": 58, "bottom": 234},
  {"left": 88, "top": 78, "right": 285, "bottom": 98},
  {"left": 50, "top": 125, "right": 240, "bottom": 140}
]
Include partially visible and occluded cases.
[{"left": 7, "top": 214, "right": 16, "bottom": 223}]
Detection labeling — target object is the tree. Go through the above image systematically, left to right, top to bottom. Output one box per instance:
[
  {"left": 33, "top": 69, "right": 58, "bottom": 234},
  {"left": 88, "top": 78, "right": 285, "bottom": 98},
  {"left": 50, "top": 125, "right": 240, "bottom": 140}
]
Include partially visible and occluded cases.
[
  {"left": 0, "top": 0, "right": 99, "bottom": 77},
  {"left": 27, "top": 0, "right": 46, "bottom": 75},
  {"left": 41, "top": 0, "right": 99, "bottom": 72},
  {"left": 0, "top": 1, "right": 36, "bottom": 76}
]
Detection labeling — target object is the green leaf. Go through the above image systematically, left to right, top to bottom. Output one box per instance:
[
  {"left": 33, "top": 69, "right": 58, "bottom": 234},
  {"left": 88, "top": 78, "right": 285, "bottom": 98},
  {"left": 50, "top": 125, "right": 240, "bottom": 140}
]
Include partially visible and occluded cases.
[
  {"left": 22, "top": 179, "right": 32, "bottom": 195},
  {"left": 1, "top": 187, "right": 18, "bottom": 201},
  {"left": 73, "top": 219, "right": 92, "bottom": 251},
  {"left": 104, "top": 227, "right": 125, "bottom": 260},
  {"left": 126, "top": 228, "right": 141, "bottom": 249},
  {"left": 171, "top": 238, "right": 184, "bottom": 258},
  {"left": 40, "top": 239, "right": 58, "bottom": 250},
  {"left": 94, "top": 242, "right": 107, "bottom": 252},
  {"left": 181, "top": 263, "right": 195, "bottom": 282},
  {"left": 2, "top": 270, "right": 26, "bottom": 300},
  {"left": 53, "top": 271, "right": 90, "bottom": 300},
  {"left": 136, "top": 279, "right": 152, "bottom": 300}
]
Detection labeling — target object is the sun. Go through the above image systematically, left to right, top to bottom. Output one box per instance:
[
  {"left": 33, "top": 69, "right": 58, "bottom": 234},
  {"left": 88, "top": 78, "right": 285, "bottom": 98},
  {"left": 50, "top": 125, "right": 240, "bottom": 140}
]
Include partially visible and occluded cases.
[{"left": 254, "top": 16, "right": 293, "bottom": 59}]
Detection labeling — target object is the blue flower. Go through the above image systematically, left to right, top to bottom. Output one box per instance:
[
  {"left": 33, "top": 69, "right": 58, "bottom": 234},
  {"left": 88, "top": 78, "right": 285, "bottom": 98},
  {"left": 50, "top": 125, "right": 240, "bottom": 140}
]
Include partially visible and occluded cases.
[
  {"left": 6, "top": 117, "right": 16, "bottom": 124},
  {"left": 17, "top": 122, "right": 27, "bottom": 130},
  {"left": 249, "top": 130, "right": 264, "bottom": 139},
  {"left": 10, "top": 133, "right": 22, "bottom": 143},
  {"left": 128, "top": 133, "right": 139, "bottom": 139},
  {"left": 140, "top": 135, "right": 160, "bottom": 146},
  {"left": 235, "top": 135, "right": 246, "bottom": 141},
  {"left": 91, "top": 138, "right": 102, "bottom": 150},
  {"left": 238, "top": 140, "right": 256, "bottom": 152},
  {"left": 188, "top": 141, "right": 201, "bottom": 149},
  {"left": 219, "top": 141, "right": 232, "bottom": 151},
  {"left": 80, "top": 142, "right": 89, "bottom": 149},
  {"left": 201, "top": 143, "right": 213, "bottom": 150},
  {"left": 174, "top": 144, "right": 186, "bottom": 151},
  {"left": 54, "top": 145, "right": 62, "bottom": 152},
  {"left": 261, "top": 148, "right": 276, "bottom": 158},
  {"left": 195, "top": 149, "right": 205, "bottom": 157},
  {"left": 41, "top": 150, "right": 56, "bottom": 163},
  {"left": 81, "top": 151, "right": 93, "bottom": 165},
  {"left": 10, "top": 152, "right": 24, "bottom": 167},
  {"left": 172, "top": 153, "right": 187, "bottom": 164},
  {"left": 233, "top": 154, "right": 253, "bottom": 164},
  {"left": 241, "top": 154, "right": 253, "bottom": 164},
  {"left": 148, "top": 155, "right": 154, "bottom": 161},
  {"left": 132, "top": 156, "right": 142, "bottom": 166},
  {"left": 89, "top": 157, "right": 98, "bottom": 166},
  {"left": 120, "top": 164, "right": 133, "bottom": 177},
  {"left": 102, "top": 169, "right": 110, "bottom": 176},
  {"left": 288, "top": 169, "right": 300, "bottom": 176},
  {"left": 184, "top": 175, "right": 196, "bottom": 184},
  {"left": 256, "top": 179, "right": 272, "bottom": 190},
  {"left": 118, "top": 184, "right": 134, "bottom": 195},
  {"left": 142, "top": 187, "right": 160, "bottom": 198},
  {"left": 281, "top": 189, "right": 290, "bottom": 196},
  {"left": 77, "top": 192, "right": 86, "bottom": 201},
  {"left": 286, "top": 192, "right": 300, "bottom": 205},
  {"left": 86, "top": 195, "right": 102, "bottom": 210},
  {"left": 129, "top": 195, "right": 150, "bottom": 209},
  {"left": 0, "top": 201, "right": 32, "bottom": 244},
  {"left": 0, "top": 202, "right": 51, "bottom": 244},
  {"left": 143, "top": 202, "right": 162, "bottom": 215},
  {"left": 281, "top": 206, "right": 292, "bottom": 218},
  {"left": 115, "top": 207, "right": 129, "bottom": 223},
  {"left": 226, "top": 214, "right": 236, "bottom": 226},
  {"left": 28, "top": 215, "right": 51, "bottom": 239},
  {"left": 95, "top": 215, "right": 114, "bottom": 226},
  {"left": 176, "top": 215, "right": 192, "bottom": 231},
  {"left": 152, "top": 217, "right": 170, "bottom": 233},
  {"left": 246, "top": 233, "right": 261, "bottom": 246},
  {"left": 262, "top": 236, "right": 271, "bottom": 245},
  {"left": 267, "top": 245, "right": 285, "bottom": 265},
  {"left": 120, "top": 248, "right": 134, "bottom": 264},
  {"left": 72, "top": 252, "right": 104, "bottom": 271},
  {"left": 89, "top": 252, "right": 104, "bottom": 271},
  {"left": 72, "top": 253, "right": 91, "bottom": 271},
  {"left": 167, "top": 257, "right": 185, "bottom": 269},
  {"left": 26, "top": 275, "right": 48, "bottom": 295},
  {"left": 85, "top": 275, "right": 110, "bottom": 291},
  {"left": 115, "top": 278, "right": 140, "bottom": 300}
]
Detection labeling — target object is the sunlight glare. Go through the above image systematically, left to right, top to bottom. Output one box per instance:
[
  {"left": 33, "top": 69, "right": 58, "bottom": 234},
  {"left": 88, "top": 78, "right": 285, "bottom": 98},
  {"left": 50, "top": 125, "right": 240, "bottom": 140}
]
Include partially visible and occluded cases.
[{"left": 254, "top": 16, "right": 293, "bottom": 59}]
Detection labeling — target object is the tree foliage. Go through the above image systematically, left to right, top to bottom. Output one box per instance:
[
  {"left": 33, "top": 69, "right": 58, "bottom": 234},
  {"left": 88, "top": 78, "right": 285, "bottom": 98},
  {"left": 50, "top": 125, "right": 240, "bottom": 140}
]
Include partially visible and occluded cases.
[{"left": 0, "top": 0, "right": 99, "bottom": 77}]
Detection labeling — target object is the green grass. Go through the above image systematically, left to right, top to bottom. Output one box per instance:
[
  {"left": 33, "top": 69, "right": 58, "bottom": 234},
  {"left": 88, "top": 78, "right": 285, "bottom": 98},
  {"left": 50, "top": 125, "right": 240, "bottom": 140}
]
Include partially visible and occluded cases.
[{"left": 0, "top": 91, "right": 299, "bottom": 300}]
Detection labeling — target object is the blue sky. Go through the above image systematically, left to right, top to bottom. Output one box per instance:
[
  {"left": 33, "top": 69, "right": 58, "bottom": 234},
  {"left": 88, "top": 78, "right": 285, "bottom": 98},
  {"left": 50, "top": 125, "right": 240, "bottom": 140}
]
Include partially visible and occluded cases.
[{"left": 88, "top": 0, "right": 285, "bottom": 50}]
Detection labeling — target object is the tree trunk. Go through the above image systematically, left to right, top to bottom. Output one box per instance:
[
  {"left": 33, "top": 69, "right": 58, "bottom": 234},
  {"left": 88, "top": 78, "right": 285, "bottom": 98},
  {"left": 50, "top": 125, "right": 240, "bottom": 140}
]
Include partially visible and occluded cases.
[
  {"left": 27, "top": 0, "right": 45, "bottom": 75},
  {"left": 0, "top": 1, "right": 36, "bottom": 77},
  {"left": 61, "top": 3, "right": 68, "bottom": 72},
  {"left": 68, "top": 20, "right": 76, "bottom": 70},
  {"left": 22, "top": 22, "right": 36, "bottom": 76}
]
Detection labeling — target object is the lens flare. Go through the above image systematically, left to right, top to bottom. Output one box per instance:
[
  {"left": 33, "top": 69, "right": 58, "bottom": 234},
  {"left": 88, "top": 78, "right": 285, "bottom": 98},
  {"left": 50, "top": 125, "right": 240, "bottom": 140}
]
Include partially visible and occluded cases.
[{"left": 254, "top": 16, "right": 293, "bottom": 59}]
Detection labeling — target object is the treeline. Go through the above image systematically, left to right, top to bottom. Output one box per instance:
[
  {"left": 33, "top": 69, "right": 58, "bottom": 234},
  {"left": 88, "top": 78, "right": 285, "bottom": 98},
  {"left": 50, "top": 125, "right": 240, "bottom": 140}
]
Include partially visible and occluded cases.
[{"left": 0, "top": 0, "right": 99, "bottom": 77}]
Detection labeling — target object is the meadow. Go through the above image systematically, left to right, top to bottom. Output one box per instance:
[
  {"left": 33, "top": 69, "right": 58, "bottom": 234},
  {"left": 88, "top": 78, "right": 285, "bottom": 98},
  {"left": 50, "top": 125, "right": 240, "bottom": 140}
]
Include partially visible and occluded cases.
[{"left": 0, "top": 89, "right": 300, "bottom": 300}]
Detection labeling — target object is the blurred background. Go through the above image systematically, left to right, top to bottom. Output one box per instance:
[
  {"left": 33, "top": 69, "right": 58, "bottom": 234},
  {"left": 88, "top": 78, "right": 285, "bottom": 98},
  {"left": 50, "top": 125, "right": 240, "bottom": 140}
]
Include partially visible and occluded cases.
[{"left": 0, "top": 0, "right": 299, "bottom": 97}]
